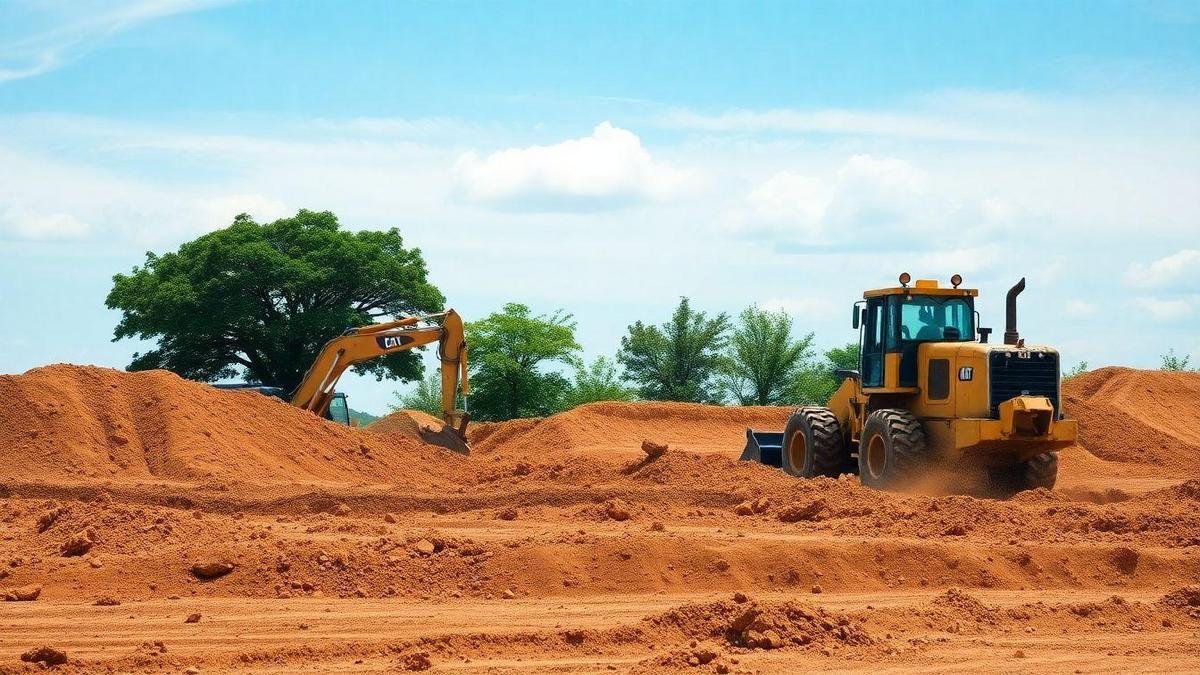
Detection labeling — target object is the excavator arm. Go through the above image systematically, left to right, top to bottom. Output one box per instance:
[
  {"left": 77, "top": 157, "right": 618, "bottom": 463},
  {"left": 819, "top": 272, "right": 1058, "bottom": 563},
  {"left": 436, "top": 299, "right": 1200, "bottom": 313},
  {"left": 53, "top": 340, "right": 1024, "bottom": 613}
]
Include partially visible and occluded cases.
[{"left": 290, "top": 309, "right": 470, "bottom": 438}]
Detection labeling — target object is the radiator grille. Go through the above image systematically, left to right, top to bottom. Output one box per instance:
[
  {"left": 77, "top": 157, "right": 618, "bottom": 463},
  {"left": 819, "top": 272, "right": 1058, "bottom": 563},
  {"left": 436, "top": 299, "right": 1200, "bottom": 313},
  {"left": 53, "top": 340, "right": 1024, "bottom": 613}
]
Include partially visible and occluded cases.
[{"left": 988, "top": 350, "right": 1060, "bottom": 418}]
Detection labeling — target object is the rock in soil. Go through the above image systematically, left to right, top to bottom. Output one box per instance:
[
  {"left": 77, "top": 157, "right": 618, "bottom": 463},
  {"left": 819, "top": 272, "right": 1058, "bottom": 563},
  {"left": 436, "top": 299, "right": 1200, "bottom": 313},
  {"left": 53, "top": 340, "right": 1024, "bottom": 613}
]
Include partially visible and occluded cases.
[
  {"left": 641, "top": 440, "right": 668, "bottom": 459},
  {"left": 60, "top": 527, "right": 97, "bottom": 556},
  {"left": 191, "top": 561, "right": 235, "bottom": 579},
  {"left": 4, "top": 584, "right": 43, "bottom": 601},
  {"left": 21, "top": 645, "right": 67, "bottom": 666}
]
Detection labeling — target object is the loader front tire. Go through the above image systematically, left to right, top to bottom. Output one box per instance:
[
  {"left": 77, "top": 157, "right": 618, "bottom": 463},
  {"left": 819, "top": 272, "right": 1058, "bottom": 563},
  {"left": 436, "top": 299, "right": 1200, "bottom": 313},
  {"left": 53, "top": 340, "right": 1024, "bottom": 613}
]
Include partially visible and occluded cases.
[
  {"left": 781, "top": 407, "right": 844, "bottom": 479},
  {"left": 858, "top": 409, "right": 928, "bottom": 491},
  {"left": 989, "top": 452, "right": 1058, "bottom": 495}
]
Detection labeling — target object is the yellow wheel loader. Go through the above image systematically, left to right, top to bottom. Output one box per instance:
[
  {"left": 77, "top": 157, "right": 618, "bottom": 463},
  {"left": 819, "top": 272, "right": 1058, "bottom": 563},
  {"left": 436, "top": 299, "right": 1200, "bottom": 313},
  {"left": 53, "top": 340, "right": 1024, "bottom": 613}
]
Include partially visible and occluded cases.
[
  {"left": 741, "top": 275, "right": 1077, "bottom": 493},
  {"left": 222, "top": 309, "right": 471, "bottom": 453}
]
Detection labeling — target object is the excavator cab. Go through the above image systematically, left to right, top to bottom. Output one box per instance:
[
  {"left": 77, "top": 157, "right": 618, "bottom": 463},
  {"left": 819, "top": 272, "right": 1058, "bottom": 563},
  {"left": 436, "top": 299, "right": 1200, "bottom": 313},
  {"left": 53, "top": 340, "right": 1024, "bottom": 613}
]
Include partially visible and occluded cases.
[
  {"left": 214, "top": 384, "right": 353, "bottom": 426},
  {"left": 326, "top": 392, "right": 352, "bottom": 426}
]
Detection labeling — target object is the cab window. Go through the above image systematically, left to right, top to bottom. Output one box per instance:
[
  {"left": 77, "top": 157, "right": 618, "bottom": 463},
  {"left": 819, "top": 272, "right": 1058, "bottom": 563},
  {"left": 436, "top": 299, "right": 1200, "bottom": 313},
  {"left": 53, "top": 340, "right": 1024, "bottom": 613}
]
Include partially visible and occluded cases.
[
  {"left": 897, "top": 296, "right": 974, "bottom": 342},
  {"left": 861, "top": 299, "right": 885, "bottom": 387},
  {"left": 326, "top": 394, "right": 351, "bottom": 426}
]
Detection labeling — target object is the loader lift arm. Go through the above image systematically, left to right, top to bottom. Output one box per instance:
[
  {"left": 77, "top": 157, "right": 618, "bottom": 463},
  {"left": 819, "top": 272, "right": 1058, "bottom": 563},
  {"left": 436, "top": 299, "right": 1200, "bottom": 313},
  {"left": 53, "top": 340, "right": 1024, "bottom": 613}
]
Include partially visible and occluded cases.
[{"left": 290, "top": 309, "right": 470, "bottom": 437}]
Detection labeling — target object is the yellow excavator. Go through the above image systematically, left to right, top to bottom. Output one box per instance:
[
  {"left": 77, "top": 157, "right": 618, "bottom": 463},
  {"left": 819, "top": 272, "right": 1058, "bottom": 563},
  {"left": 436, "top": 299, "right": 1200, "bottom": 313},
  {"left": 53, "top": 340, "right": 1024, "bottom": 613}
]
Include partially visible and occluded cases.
[{"left": 220, "top": 309, "right": 470, "bottom": 453}]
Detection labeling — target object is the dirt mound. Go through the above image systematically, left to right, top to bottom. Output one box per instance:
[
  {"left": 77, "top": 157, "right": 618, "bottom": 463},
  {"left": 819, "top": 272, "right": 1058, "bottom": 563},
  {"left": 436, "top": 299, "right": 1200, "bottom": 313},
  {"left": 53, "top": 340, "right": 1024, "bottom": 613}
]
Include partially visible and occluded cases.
[
  {"left": 0, "top": 364, "right": 466, "bottom": 486},
  {"left": 1063, "top": 367, "right": 1200, "bottom": 474},
  {"left": 470, "top": 401, "right": 791, "bottom": 459},
  {"left": 367, "top": 408, "right": 470, "bottom": 454},
  {"left": 367, "top": 409, "right": 446, "bottom": 439}
]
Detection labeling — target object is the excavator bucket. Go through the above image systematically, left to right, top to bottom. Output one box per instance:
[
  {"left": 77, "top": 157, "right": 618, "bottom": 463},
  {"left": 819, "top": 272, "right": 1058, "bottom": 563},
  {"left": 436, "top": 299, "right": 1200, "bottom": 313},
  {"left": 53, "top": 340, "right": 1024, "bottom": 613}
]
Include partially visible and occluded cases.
[
  {"left": 417, "top": 425, "right": 470, "bottom": 455},
  {"left": 740, "top": 429, "right": 783, "bottom": 468}
]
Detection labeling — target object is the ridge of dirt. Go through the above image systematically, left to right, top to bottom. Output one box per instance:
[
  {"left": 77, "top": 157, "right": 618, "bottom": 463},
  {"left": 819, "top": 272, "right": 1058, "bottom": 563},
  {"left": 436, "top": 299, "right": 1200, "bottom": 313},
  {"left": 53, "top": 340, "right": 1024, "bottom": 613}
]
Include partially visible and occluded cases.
[
  {"left": 0, "top": 364, "right": 466, "bottom": 487},
  {"left": 1063, "top": 366, "right": 1200, "bottom": 474},
  {"left": 467, "top": 401, "right": 792, "bottom": 458}
]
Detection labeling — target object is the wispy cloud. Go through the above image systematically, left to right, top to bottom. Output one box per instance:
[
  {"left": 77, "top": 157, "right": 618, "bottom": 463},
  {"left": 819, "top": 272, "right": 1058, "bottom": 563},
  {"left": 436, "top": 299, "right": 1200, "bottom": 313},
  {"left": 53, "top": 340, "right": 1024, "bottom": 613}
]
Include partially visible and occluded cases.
[
  {"left": 0, "top": 0, "right": 237, "bottom": 83},
  {"left": 656, "top": 107, "right": 1029, "bottom": 144},
  {"left": 1124, "top": 249, "right": 1200, "bottom": 289}
]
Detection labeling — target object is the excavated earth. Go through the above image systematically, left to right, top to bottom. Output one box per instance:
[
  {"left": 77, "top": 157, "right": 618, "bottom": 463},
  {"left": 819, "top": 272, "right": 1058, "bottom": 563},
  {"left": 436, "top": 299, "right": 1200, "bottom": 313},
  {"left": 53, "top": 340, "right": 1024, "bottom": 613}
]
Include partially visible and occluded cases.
[{"left": 1, "top": 364, "right": 1198, "bottom": 673}]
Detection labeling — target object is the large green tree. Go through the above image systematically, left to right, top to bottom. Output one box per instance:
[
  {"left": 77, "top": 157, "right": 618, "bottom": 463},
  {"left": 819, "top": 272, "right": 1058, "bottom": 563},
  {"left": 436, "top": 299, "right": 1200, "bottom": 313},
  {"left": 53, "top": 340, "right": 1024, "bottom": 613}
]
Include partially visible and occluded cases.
[
  {"left": 106, "top": 210, "right": 444, "bottom": 393},
  {"left": 617, "top": 297, "right": 730, "bottom": 402},
  {"left": 466, "top": 303, "right": 581, "bottom": 421},
  {"left": 721, "top": 306, "right": 815, "bottom": 405}
]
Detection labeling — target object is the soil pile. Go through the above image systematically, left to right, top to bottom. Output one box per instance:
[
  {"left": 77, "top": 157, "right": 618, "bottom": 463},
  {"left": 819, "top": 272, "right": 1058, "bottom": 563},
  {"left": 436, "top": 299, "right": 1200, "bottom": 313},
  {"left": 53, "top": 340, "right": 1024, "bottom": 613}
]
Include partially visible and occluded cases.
[
  {"left": 0, "top": 364, "right": 465, "bottom": 486},
  {"left": 1063, "top": 367, "right": 1200, "bottom": 474},
  {"left": 469, "top": 401, "right": 791, "bottom": 458},
  {"left": 367, "top": 409, "right": 446, "bottom": 439}
]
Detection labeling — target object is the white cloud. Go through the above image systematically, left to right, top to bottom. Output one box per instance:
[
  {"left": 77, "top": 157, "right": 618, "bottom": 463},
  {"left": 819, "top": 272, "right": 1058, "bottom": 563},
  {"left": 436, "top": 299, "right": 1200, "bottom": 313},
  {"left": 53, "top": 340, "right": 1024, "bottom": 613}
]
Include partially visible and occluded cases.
[
  {"left": 0, "top": 1, "right": 239, "bottom": 83},
  {"left": 452, "top": 122, "right": 693, "bottom": 211},
  {"left": 726, "top": 154, "right": 999, "bottom": 249},
  {"left": 742, "top": 171, "right": 830, "bottom": 238},
  {"left": 0, "top": 205, "right": 91, "bottom": 241},
  {"left": 1124, "top": 249, "right": 1200, "bottom": 289},
  {"left": 1133, "top": 296, "right": 1195, "bottom": 320},
  {"left": 1064, "top": 299, "right": 1099, "bottom": 318}
]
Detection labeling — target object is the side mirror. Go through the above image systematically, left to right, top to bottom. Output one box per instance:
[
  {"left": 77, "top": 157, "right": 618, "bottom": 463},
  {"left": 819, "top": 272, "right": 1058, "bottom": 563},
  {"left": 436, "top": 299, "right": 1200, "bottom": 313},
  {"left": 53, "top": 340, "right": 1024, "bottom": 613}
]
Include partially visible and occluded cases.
[{"left": 852, "top": 305, "right": 862, "bottom": 329}]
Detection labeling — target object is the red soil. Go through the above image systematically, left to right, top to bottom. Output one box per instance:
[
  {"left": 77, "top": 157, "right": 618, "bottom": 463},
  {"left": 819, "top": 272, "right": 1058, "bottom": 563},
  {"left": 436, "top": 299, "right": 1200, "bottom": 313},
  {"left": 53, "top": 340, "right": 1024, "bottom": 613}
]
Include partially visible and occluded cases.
[
  {"left": 0, "top": 364, "right": 1197, "bottom": 673},
  {"left": 1063, "top": 366, "right": 1200, "bottom": 474}
]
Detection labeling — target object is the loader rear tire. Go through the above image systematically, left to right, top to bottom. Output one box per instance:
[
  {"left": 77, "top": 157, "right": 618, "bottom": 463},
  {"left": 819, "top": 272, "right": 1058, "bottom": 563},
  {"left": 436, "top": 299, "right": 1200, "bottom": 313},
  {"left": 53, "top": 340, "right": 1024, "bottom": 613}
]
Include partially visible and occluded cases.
[
  {"left": 781, "top": 407, "right": 844, "bottom": 479},
  {"left": 858, "top": 409, "right": 928, "bottom": 491},
  {"left": 989, "top": 452, "right": 1058, "bottom": 495}
]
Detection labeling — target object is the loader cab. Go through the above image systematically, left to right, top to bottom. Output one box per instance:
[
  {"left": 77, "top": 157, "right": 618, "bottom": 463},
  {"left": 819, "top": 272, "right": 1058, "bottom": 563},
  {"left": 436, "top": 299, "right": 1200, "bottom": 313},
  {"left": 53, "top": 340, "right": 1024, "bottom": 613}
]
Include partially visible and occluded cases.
[{"left": 855, "top": 276, "right": 978, "bottom": 390}]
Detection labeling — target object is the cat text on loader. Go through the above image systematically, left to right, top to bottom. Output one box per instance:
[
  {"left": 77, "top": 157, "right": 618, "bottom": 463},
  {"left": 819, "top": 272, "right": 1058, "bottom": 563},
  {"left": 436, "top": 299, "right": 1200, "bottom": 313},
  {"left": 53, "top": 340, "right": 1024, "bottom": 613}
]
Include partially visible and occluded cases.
[
  {"left": 741, "top": 275, "right": 1077, "bottom": 493},
  {"left": 293, "top": 309, "right": 471, "bottom": 453}
]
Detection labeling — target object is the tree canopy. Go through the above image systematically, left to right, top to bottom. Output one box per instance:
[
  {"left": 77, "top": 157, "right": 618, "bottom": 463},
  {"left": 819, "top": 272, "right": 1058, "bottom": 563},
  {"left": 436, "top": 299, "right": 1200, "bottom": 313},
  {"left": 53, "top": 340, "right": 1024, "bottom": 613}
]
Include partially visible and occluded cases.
[
  {"left": 106, "top": 210, "right": 444, "bottom": 393},
  {"left": 617, "top": 297, "right": 730, "bottom": 402},
  {"left": 465, "top": 303, "right": 581, "bottom": 421},
  {"left": 722, "top": 306, "right": 815, "bottom": 405}
]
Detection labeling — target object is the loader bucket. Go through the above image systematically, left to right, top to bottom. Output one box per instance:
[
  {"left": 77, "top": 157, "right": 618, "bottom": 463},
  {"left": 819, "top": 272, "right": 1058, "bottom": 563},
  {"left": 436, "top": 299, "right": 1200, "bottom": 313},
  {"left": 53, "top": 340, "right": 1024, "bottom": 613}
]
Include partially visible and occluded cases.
[{"left": 740, "top": 429, "right": 784, "bottom": 468}]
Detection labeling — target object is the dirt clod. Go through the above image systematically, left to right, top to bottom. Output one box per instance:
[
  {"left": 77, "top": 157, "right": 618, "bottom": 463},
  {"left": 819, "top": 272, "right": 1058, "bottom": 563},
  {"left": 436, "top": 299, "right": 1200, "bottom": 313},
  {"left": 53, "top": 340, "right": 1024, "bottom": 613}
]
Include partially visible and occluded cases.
[
  {"left": 642, "top": 440, "right": 668, "bottom": 460},
  {"left": 60, "top": 527, "right": 97, "bottom": 556},
  {"left": 190, "top": 561, "right": 235, "bottom": 579},
  {"left": 4, "top": 584, "right": 42, "bottom": 601},
  {"left": 21, "top": 645, "right": 67, "bottom": 666}
]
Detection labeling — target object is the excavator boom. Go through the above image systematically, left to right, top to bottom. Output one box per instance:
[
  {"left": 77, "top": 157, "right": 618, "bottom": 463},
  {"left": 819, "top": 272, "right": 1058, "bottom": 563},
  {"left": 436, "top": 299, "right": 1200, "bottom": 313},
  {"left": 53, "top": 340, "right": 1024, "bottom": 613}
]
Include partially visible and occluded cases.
[{"left": 290, "top": 309, "right": 470, "bottom": 444}]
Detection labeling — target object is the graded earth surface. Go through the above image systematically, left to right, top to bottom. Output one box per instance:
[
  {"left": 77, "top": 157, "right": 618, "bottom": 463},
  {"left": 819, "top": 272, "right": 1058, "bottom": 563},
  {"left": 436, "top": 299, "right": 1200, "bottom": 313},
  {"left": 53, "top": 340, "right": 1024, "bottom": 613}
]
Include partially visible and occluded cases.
[{"left": 1, "top": 364, "right": 1198, "bottom": 673}]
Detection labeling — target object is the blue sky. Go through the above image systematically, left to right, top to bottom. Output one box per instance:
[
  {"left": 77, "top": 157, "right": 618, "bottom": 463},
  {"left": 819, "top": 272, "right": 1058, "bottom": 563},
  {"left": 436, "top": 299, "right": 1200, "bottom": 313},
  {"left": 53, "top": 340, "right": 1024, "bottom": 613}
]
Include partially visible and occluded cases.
[{"left": 1, "top": 0, "right": 1198, "bottom": 414}]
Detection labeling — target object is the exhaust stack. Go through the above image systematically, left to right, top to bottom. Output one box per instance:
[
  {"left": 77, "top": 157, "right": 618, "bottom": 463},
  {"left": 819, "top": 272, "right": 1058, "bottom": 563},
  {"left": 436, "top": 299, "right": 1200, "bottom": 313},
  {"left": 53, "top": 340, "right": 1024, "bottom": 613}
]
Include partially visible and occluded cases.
[{"left": 1004, "top": 277, "right": 1026, "bottom": 346}]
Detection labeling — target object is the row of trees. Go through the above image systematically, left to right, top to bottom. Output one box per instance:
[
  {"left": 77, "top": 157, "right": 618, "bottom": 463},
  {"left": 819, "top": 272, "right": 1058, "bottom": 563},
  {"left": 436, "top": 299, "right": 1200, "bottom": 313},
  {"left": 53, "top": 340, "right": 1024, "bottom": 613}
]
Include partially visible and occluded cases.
[
  {"left": 104, "top": 210, "right": 1192, "bottom": 425},
  {"left": 104, "top": 211, "right": 855, "bottom": 423},
  {"left": 398, "top": 299, "right": 858, "bottom": 421}
]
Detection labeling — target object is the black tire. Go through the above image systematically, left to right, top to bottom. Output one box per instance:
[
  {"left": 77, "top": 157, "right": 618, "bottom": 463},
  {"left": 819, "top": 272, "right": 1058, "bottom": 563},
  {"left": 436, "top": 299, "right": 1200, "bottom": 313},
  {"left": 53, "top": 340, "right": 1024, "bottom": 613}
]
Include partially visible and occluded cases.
[
  {"left": 780, "top": 407, "right": 845, "bottom": 478},
  {"left": 858, "top": 409, "right": 928, "bottom": 490},
  {"left": 989, "top": 452, "right": 1058, "bottom": 495}
]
